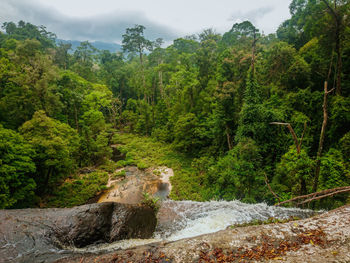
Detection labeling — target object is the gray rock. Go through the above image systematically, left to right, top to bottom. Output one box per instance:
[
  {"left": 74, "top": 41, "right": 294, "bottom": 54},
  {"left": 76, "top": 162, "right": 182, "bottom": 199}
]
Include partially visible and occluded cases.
[{"left": 0, "top": 202, "right": 156, "bottom": 263}]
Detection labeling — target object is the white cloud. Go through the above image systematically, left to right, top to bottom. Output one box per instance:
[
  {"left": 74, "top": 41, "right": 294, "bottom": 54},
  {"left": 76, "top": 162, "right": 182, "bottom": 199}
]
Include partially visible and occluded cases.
[{"left": 0, "top": 0, "right": 292, "bottom": 42}]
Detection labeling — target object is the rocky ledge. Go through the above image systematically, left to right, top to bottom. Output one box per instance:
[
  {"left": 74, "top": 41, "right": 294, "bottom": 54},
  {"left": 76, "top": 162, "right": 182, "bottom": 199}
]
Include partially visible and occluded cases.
[
  {"left": 0, "top": 202, "right": 156, "bottom": 263},
  {"left": 56, "top": 205, "right": 350, "bottom": 263}
]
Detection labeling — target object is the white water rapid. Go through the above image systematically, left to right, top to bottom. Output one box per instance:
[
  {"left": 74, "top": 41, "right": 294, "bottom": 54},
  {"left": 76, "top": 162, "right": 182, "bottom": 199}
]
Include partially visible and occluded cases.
[{"left": 72, "top": 199, "right": 318, "bottom": 253}]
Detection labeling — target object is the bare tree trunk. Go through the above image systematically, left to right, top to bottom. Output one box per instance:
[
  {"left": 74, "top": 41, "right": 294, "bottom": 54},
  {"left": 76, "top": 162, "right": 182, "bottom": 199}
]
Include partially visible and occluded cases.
[
  {"left": 313, "top": 81, "right": 333, "bottom": 193},
  {"left": 270, "top": 122, "right": 305, "bottom": 154},
  {"left": 271, "top": 122, "right": 308, "bottom": 195},
  {"left": 225, "top": 124, "right": 232, "bottom": 150},
  {"left": 264, "top": 173, "right": 280, "bottom": 203}
]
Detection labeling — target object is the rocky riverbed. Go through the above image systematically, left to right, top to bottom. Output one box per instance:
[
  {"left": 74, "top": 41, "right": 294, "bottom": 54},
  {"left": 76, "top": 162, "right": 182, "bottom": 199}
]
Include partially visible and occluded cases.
[
  {"left": 1, "top": 165, "right": 349, "bottom": 263},
  {"left": 98, "top": 166, "right": 173, "bottom": 204},
  {"left": 0, "top": 202, "right": 156, "bottom": 263},
  {"left": 55, "top": 204, "right": 350, "bottom": 263}
]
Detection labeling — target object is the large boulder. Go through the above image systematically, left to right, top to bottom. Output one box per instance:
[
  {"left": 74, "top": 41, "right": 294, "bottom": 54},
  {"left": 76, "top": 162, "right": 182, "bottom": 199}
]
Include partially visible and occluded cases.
[{"left": 0, "top": 202, "right": 156, "bottom": 263}]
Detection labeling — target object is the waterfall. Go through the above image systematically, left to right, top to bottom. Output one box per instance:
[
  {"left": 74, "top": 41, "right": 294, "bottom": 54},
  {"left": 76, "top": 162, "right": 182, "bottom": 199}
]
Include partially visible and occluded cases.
[
  {"left": 71, "top": 199, "right": 318, "bottom": 253},
  {"left": 155, "top": 200, "right": 317, "bottom": 241}
]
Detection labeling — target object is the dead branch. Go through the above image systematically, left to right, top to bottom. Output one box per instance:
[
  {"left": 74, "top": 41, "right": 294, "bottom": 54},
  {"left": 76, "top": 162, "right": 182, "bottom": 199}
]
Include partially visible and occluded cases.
[
  {"left": 313, "top": 81, "right": 331, "bottom": 193},
  {"left": 327, "top": 87, "right": 335, "bottom": 94},
  {"left": 270, "top": 122, "right": 301, "bottom": 153},
  {"left": 264, "top": 173, "right": 280, "bottom": 203},
  {"left": 276, "top": 186, "right": 350, "bottom": 206},
  {"left": 297, "top": 188, "right": 350, "bottom": 205}
]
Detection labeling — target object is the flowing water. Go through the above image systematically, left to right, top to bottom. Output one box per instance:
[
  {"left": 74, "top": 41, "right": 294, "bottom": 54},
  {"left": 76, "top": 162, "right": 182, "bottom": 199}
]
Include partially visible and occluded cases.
[
  {"left": 69, "top": 166, "right": 319, "bottom": 253},
  {"left": 71, "top": 199, "right": 318, "bottom": 253},
  {"left": 155, "top": 200, "right": 317, "bottom": 241}
]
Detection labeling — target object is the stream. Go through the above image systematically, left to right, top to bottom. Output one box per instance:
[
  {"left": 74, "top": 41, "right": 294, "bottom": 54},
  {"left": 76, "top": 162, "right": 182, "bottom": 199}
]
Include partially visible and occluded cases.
[
  {"left": 67, "top": 166, "right": 318, "bottom": 254},
  {"left": 70, "top": 199, "right": 317, "bottom": 254}
]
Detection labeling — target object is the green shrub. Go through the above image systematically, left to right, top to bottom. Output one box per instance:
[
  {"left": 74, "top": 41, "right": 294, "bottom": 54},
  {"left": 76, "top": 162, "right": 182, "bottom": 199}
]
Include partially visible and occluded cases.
[
  {"left": 112, "top": 132, "right": 206, "bottom": 200},
  {"left": 99, "top": 160, "right": 119, "bottom": 173},
  {"left": 137, "top": 161, "right": 148, "bottom": 170},
  {"left": 111, "top": 169, "right": 126, "bottom": 180},
  {"left": 45, "top": 171, "right": 108, "bottom": 207},
  {"left": 141, "top": 192, "right": 160, "bottom": 213}
]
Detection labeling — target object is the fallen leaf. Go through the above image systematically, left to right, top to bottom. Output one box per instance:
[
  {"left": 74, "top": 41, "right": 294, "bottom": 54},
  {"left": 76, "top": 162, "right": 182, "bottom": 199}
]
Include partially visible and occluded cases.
[{"left": 273, "top": 256, "right": 283, "bottom": 260}]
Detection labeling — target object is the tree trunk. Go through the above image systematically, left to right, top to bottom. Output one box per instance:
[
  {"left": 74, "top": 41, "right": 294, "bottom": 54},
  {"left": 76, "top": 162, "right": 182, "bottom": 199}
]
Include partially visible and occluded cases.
[
  {"left": 321, "top": 0, "right": 342, "bottom": 94},
  {"left": 139, "top": 52, "right": 147, "bottom": 102},
  {"left": 313, "top": 81, "right": 332, "bottom": 193},
  {"left": 270, "top": 122, "right": 308, "bottom": 195},
  {"left": 270, "top": 122, "right": 302, "bottom": 154},
  {"left": 225, "top": 124, "right": 232, "bottom": 150},
  {"left": 44, "top": 167, "right": 53, "bottom": 192}
]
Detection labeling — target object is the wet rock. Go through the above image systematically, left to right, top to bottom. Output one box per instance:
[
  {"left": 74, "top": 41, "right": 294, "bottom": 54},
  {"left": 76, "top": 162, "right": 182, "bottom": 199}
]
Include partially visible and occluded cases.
[
  {"left": 98, "top": 166, "right": 174, "bottom": 204},
  {"left": 0, "top": 202, "right": 156, "bottom": 263},
  {"left": 109, "top": 203, "right": 156, "bottom": 241},
  {"left": 56, "top": 205, "right": 350, "bottom": 263}
]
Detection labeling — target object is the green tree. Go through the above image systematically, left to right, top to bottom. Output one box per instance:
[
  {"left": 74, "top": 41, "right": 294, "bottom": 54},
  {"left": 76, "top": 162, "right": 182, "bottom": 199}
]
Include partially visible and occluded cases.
[
  {"left": 2, "top": 21, "right": 56, "bottom": 48},
  {"left": 122, "top": 25, "right": 153, "bottom": 101},
  {"left": 0, "top": 39, "right": 61, "bottom": 129},
  {"left": 71, "top": 41, "right": 98, "bottom": 81},
  {"left": 54, "top": 42, "right": 72, "bottom": 69},
  {"left": 260, "top": 42, "right": 311, "bottom": 90},
  {"left": 79, "top": 88, "right": 113, "bottom": 165},
  {"left": 20, "top": 111, "right": 79, "bottom": 193},
  {"left": 173, "top": 113, "right": 202, "bottom": 155},
  {"left": 0, "top": 125, "right": 36, "bottom": 208},
  {"left": 206, "top": 138, "right": 264, "bottom": 202},
  {"left": 273, "top": 148, "right": 314, "bottom": 201}
]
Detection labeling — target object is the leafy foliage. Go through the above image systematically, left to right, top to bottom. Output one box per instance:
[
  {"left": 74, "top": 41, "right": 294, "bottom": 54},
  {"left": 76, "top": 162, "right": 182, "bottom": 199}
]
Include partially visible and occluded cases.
[
  {"left": 0, "top": 12, "right": 349, "bottom": 209},
  {"left": 20, "top": 111, "right": 79, "bottom": 193},
  {"left": 0, "top": 125, "right": 36, "bottom": 208},
  {"left": 206, "top": 138, "right": 264, "bottom": 202},
  {"left": 273, "top": 148, "right": 315, "bottom": 201}
]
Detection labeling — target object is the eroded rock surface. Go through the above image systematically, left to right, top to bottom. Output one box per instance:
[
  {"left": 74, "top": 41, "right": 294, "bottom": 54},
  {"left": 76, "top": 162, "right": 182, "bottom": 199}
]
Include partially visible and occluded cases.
[
  {"left": 98, "top": 166, "right": 173, "bottom": 204},
  {"left": 0, "top": 202, "right": 156, "bottom": 263},
  {"left": 55, "top": 205, "right": 350, "bottom": 263}
]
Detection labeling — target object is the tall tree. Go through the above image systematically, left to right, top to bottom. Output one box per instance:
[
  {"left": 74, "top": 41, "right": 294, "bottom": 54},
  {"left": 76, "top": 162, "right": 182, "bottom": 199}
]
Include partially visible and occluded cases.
[
  {"left": 122, "top": 25, "right": 153, "bottom": 101},
  {"left": 20, "top": 111, "right": 79, "bottom": 194}
]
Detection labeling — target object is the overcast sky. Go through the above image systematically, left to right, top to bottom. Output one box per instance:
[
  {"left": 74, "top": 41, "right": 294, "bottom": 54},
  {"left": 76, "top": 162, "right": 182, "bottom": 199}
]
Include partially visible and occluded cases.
[{"left": 0, "top": 0, "right": 292, "bottom": 43}]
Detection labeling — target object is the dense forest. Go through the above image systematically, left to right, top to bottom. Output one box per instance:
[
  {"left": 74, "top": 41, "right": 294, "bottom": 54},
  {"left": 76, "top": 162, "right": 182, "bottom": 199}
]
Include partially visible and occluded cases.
[{"left": 0, "top": 0, "right": 349, "bottom": 210}]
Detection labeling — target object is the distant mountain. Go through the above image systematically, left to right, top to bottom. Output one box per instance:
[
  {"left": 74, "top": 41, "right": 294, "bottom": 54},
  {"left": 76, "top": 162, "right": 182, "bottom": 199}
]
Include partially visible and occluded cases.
[{"left": 56, "top": 39, "right": 122, "bottom": 53}]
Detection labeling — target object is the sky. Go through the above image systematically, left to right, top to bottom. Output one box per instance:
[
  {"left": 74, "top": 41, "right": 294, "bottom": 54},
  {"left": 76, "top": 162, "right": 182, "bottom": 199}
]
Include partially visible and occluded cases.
[{"left": 0, "top": 0, "right": 292, "bottom": 44}]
